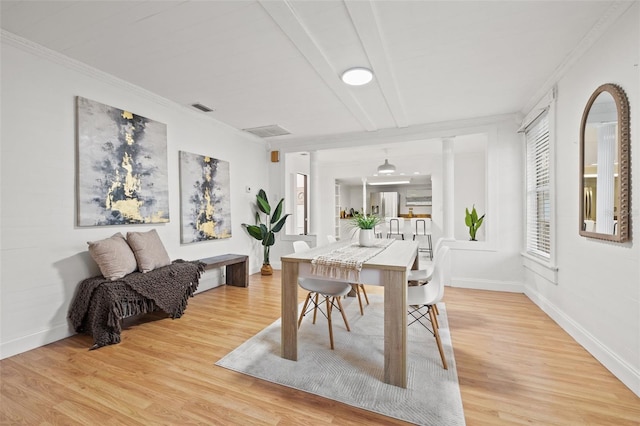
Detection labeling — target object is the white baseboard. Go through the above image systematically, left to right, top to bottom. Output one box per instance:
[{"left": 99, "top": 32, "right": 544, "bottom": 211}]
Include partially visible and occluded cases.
[
  {"left": 2, "top": 276, "right": 224, "bottom": 360},
  {"left": 450, "top": 277, "right": 524, "bottom": 293},
  {"left": 525, "top": 285, "right": 640, "bottom": 398},
  {"left": 1, "top": 323, "right": 73, "bottom": 360}
]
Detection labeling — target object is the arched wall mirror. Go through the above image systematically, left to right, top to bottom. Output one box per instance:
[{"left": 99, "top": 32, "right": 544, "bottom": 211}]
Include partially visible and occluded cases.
[{"left": 579, "top": 83, "right": 630, "bottom": 242}]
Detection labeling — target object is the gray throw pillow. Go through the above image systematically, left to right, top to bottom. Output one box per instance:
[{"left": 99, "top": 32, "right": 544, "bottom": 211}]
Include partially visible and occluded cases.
[
  {"left": 126, "top": 229, "right": 171, "bottom": 273},
  {"left": 87, "top": 233, "right": 138, "bottom": 280}
]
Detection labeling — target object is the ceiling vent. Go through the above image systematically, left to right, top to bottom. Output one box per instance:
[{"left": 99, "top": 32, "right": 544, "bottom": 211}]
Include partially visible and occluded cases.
[
  {"left": 191, "top": 103, "right": 214, "bottom": 112},
  {"left": 243, "top": 124, "right": 291, "bottom": 138}
]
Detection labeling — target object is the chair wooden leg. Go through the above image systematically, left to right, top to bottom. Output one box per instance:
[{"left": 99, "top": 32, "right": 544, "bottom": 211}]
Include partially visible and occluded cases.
[
  {"left": 353, "top": 284, "right": 364, "bottom": 315},
  {"left": 360, "top": 284, "right": 369, "bottom": 305},
  {"left": 298, "top": 292, "right": 312, "bottom": 328},
  {"left": 312, "top": 293, "right": 320, "bottom": 324},
  {"left": 335, "top": 296, "right": 350, "bottom": 331},
  {"left": 326, "top": 297, "right": 334, "bottom": 349},
  {"left": 431, "top": 304, "right": 440, "bottom": 329},
  {"left": 433, "top": 304, "right": 440, "bottom": 316},
  {"left": 429, "top": 307, "right": 448, "bottom": 370}
]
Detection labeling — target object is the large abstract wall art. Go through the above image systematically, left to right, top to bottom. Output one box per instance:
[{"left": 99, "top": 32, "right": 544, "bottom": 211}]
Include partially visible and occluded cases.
[
  {"left": 77, "top": 97, "right": 170, "bottom": 226},
  {"left": 179, "top": 151, "right": 232, "bottom": 243}
]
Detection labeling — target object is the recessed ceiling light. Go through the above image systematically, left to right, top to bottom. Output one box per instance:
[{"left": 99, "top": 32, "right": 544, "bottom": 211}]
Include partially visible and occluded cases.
[
  {"left": 341, "top": 67, "right": 373, "bottom": 86},
  {"left": 369, "top": 180, "right": 411, "bottom": 186}
]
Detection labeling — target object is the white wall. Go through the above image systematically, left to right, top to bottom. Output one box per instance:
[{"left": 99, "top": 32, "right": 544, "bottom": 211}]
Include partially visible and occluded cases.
[
  {"left": 523, "top": 4, "right": 639, "bottom": 396},
  {"left": 0, "top": 36, "right": 268, "bottom": 358},
  {"left": 270, "top": 124, "right": 524, "bottom": 293},
  {"left": 445, "top": 124, "right": 524, "bottom": 292},
  {"left": 317, "top": 149, "right": 443, "bottom": 246},
  {"left": 454, "top": 150, "right": 487, "bottom": 241},
  {"left": 282, "top": 152, "right": 310, "bottom": 235},
  {"left": 340, "top": 183, "right": 433, "bottom": 217}
]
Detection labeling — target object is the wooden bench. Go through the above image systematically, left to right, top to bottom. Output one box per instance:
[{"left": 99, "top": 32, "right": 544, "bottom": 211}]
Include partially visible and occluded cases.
[{"left": 199, "top": 254, "right": 249, "bottom": 287}]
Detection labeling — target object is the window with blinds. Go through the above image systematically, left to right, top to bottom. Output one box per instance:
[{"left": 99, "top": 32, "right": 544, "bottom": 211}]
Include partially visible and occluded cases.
[{"left": 525, "top": 112, "right": 551, "bottom": 259}]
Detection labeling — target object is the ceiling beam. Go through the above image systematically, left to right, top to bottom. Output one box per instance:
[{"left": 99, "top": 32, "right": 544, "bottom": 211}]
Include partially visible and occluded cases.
[
  {"left": 259, "top": 0, "right": 377, "bottom": 132},
  {"left": 345, "top": 0, "right": 408, "bottom": 128},
  {"left": 268, "top": 112, "right": 517, "bottom": 153}
]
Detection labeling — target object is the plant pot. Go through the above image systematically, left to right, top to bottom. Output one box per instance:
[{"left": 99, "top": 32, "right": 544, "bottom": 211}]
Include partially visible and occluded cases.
[
  {"left": 359, "top": 229, "right": 375, "bottom": 247},
  {"left": 261, "top": 264, "right": 273, "bottom": 275}
]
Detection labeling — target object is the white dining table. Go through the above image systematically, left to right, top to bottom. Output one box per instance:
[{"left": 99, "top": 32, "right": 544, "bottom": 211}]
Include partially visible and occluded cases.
[{"left": 280, "top": 239, "right": 419, "bottom": 388}]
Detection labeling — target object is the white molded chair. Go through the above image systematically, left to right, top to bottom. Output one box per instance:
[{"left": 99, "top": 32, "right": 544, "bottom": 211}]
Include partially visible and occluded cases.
[
  {"left": 411, "top": 218, "right": 433, "bottom": 259},
  {"left": 408, "top": 237, "right": 445, "bottom": 284},
  {"left": 293, "top": 241, "right": 352, "bottom": 349},
  {"left": 407, "top": 246, "right": 451, "bottom": 369}
]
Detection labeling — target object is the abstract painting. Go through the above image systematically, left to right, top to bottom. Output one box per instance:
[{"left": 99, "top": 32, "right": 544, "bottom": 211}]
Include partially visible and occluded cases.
[
  {"left": 77, "top": 97, "right": 169, "bottom": 226},
  {"left": 179, "top": 151, "right": 232, "bottom": 243}
]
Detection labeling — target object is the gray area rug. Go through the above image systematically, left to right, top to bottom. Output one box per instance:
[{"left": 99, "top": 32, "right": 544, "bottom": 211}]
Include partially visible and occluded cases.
[{"left": 215, "top": 294, "right": 465, "bottom": 426}]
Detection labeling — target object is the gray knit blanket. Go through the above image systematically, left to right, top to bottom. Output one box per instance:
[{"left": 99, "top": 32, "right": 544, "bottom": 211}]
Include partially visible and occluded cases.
[{"left": 68, "top": 260, "right": 205, "bottom": 349}]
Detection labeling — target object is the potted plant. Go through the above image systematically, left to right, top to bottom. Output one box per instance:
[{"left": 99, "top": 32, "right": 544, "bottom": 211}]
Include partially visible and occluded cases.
[
  {"left": 242, "top": 189, "right": 290, "bottom": 275},
  {"left": 465, "top": 205, "right": 485, "bottom": 241},
  {"left": 350, "top": 213, "right": 382, "bottom": 247}
]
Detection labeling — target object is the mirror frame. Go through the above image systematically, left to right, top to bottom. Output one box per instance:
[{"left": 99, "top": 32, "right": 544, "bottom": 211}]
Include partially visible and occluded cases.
[{"left": 579, "top": 83, "right": 630, "bottom": 242}]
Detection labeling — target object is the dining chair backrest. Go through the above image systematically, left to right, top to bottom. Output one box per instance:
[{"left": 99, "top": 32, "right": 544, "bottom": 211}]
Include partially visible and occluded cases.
[
  {"left": 387, "top": 217, "right": 402, "bottom": 234},
  {"left": 411, "top": 218, "right": 432, "bottom": 235},
  {"left": 374, "top": 221, "right": 387, "bottom": 237},
  {"left": 327, "top": 235, "right": 337, "bottom": 243},
  {"left": 432, "top": 237, "right": 445, "bottom": 257},
  {"left": 293, "top": 240, "right": 310, "bottom": 253},
  {"left": 430, "top": 246, "right": 451, "bottom": 304}
]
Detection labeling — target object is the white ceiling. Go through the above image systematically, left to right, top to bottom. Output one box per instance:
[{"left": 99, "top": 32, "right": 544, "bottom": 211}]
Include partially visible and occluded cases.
[{"left": 1, "top": 0, "right": 627, "bottom": 151}]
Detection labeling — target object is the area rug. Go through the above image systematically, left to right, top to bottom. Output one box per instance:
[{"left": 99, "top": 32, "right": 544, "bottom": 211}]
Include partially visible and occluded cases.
[{"left": 215, "top": 294, "right": 465, "bottom": 425}]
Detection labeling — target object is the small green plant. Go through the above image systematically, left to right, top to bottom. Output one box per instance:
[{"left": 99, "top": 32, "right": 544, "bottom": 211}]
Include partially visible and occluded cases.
[
  {"left": 242, "top": 189, "right": 290, "bottom": 267},
  {"left": 465, "top": 205, "right": 485, "bottom": 241},
  {"left": 350, "top": 213, "right": 382, "bottom": 230}
]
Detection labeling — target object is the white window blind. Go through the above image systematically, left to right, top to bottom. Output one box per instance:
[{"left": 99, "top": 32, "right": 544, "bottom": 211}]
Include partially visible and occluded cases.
[{"left": 525, "top": 112, "right": 551, "bottom": 259}]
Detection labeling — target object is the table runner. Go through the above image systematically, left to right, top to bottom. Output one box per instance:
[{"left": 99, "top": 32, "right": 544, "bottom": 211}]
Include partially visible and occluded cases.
[{"left": 310, "top": 239, "right": 395, "bottom": 282}]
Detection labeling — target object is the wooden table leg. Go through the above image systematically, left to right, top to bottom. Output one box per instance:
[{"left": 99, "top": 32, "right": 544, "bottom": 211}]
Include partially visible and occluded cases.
[
  {"left": 281, "top": 260, "right": 298, "bottom": 361},
  {"left": 383, "top": 268, "right": 408, "bottom": 388}
]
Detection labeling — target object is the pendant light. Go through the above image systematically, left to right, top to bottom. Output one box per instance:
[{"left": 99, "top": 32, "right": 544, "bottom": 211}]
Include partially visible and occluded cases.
[{"left": 377, "top": 159, "right": 396, "bottom": 174}]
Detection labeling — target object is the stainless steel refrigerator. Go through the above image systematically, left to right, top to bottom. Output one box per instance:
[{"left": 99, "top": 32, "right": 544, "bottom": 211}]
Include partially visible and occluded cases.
[{"left": 369, "top": 192, "right": 399, "bottom": 217}]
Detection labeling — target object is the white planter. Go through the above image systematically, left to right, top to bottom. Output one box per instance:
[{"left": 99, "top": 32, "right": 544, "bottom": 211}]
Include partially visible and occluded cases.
[{"left": 359, "top": 229, "right": 375, "bottom": 247}]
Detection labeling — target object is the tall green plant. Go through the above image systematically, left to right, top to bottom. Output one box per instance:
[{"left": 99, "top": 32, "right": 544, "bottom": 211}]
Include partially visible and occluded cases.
[
  {"left": 242, "top": 189, "right": 290, "bottom": 266},
  {"left": 465, "top": 205, "right": 485, "bottom": 241}
]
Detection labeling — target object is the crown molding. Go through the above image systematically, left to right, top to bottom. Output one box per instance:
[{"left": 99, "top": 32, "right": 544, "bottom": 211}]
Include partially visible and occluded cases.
[
  {"left": 520, "top": 1, "right": 635, "bottom": 116},
  {"left": 1, "top": 29, "right": 265, "bottom": 147},
  {"left": 1, "top": 29, "right": 180, "bottom": 109}
]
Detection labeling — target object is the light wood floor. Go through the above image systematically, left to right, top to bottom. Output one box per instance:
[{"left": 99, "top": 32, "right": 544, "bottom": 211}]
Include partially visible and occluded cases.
[{"left": 1, "top": 271, "right": 638, "bottom": 425}]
